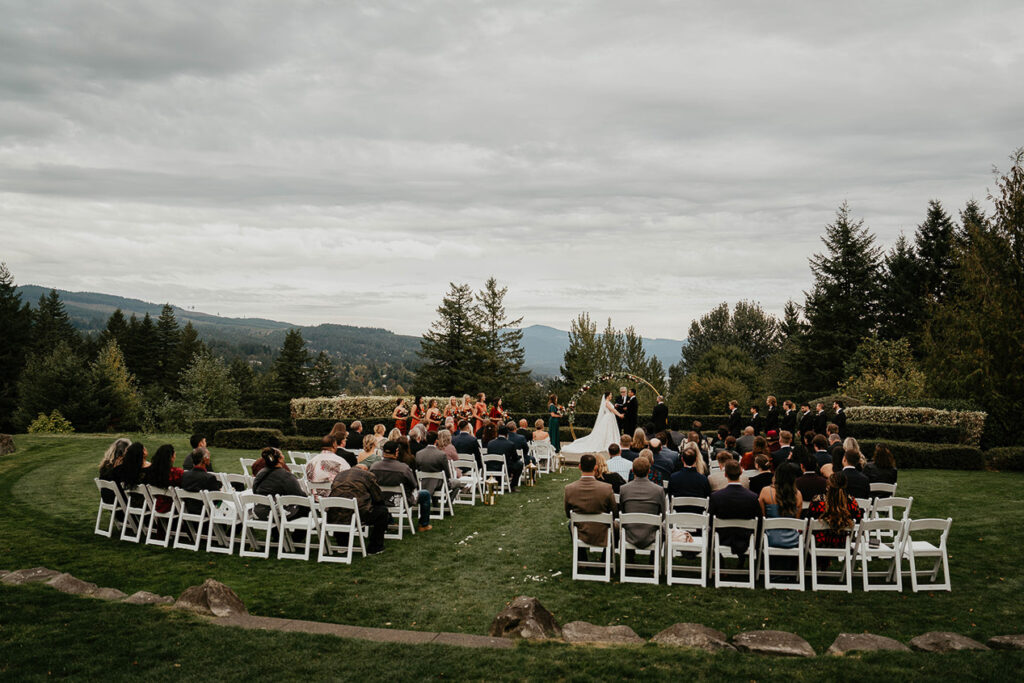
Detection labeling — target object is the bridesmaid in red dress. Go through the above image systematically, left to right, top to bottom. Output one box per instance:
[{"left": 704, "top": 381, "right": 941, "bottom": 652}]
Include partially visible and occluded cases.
[
  {"left": 473, "top": 393, "right": 488, "bottom": 433},
  {"left": 409, "top": 396, "right": 424, "bottom": 432},
  {"left": 489, "top": 397, "right": 506, "bottom": 424},
  {"left": 393, "top": 398, "right": 410, "bottom": 435},
  {"left": 425, "top": 399, "right": 442, "bottom": 433}
]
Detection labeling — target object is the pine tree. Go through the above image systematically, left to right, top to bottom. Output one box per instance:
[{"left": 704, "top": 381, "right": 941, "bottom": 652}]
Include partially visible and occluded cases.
[
  {"left": 914, "top": 199, "right": 957, "bottom": 303},
  {"left": 797, "top": 202, "right": 883, "bottom": 392},
  {"left": 877, "top": 233, "right": 922, "bottom": 342},
  {"left": 0, "top": 263, "right": 33, "bottom": 431},
  {"left": 475, "top": 277, "right": 529, "bottom": 397},
  {"left": 414, "top": 283, "right": 486, "bottom": 395},
  {"left": 32, "top": 289, "right": 80, "bottom": 353},
  {"left": 677, "top": 300, "right": 782, "bottom": 374},
  {"left": 779, "top": 300, "right": 805, "bottom": 341},
  {"left": 155, "top": 304, "right": 181, "bottom": 392},
  {"left": 100, "top": 309, "right": 130, "bottom": 350},
  {"left": 559, "top": 312, "right": 600, "bottom": 387},
  {"left": 128, "top": 313, "right": 160, "bottom": 387},
  {"left": 172, "top": 322, "right": 207, "bottom": 391},
  {"left": 273, "top": 329, "right": 311, "bottom": 401},
  {"left": 89, "top": 339, "right": 143, "bottom": 431},
  {"left": 14, "top": 341, "right": 93, "bottom": 430},
  {"left": 309, "top": 351, "right": 340, "bottom": 396},
  {"left": 176, "top": 354, "right": 240, "bottom": 426},
  {"left": 228, "top": 358, "right": 258, "bottom": 417}
]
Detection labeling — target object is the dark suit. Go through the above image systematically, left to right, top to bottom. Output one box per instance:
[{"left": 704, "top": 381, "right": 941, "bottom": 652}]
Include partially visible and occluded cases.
[
  {"left": 614, "top": 395, "right": 628, "bottom": 433},
  {"left": 623, "top": 395, "right": 638, "bottom": 435},
  {"left": 651, "top": 402, "right": 669, "bottom": 432},
  {"left": 765, "top": 406, "right": 779, "bottom": 434},
  {"left": 728, "top": 408, "right": 742, "bottom": 437},
  {"left": 833, "top": 408, "right": 848, "bottom": 439},
  {"left": 781, "top": 409, "right": 797, "bottom": 434},
  {"left": 814, "top": 410, "right": 828, "bottom": 435},
  {"left": 798, "top": 411, "right": 815, "bottom": 438},
  {"left": 749, "top": 412, "right": 765, "bottom": 435},
  {"left": 345, "top": 431, "right": 363, "bottom": 450},
  {"left": 452, "top": 431, "right": 482, "bottom": 468},
  {"left": 507, "top": 431, "right": 530, "bottom": 463},
  {"left": 486, "top": 436, "right": 524, "bottom": 490},
  {"left": 770, "top": 445, "right": 793, "bottom": 471},
  {"left": 621, "top": 448, "right": 640, "bottom": 462},
  {"left": 814, "top": 449, "right": 832, "bottom": 471},
  {"left": 180, "top": 466, "right": 222, "bottom": 514},
  {"left": 842, "top": 466, "right": 871, "bottom": 500},
  {"left": 667, "top": 467, "right": 711, "bottom": 508},
  {"left": 746, "top": 471, "right": 773, "bottom": 496},
  {"left": 796, "top": 472, "right": 827, "bottom": 501},
  {"left": 564, "top": 476, "right": 615, "bottom": 546},
  {"left": 618, "top": 477, "right": 665, "bottom": 548},
  {"left": 709, "top": 483, "right": 761, "bottom": 556}
]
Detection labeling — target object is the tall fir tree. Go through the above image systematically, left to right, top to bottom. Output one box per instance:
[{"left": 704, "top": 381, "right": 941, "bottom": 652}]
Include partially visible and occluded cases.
[
  {"left": 913, "top": 199, "right": 957, "bottom": 303},
  {"left": 797, "top": 202, "right": 883, "bottom": 393},
  {"left": 877, "top": 233, "right": 923, "bottom": 343},
  {"left": 0, "top": 263, "right": 33, "bottom": 431},
  {"left": 475, "top": 277, "right": 529, "bottom": 397},
  {"left": 414, "top": 283, "right": 486, "bottom": 395},
  {"left": 32, "top": 289, "right": 80, "bottom": 353},
  {"left": 155, "top": 304, "right": 181, "bottom": 392},
  {"left": 99, "top": 309, "right": 130, "bottom": 350},
  {"left": 559, "top": 312, "right": 600, "bottom": 388},
  {"left": 128, "top": 313, "right": 160, "bottom": 387},
  {"left": 172, "top": 322, "right": 207, "bottom": 392},
  {"left": 273, "top": 329, "right": 311, "bottom": 402},
  {"left": 89, "top": 339, "right": 143, "bottom": 431},
  {"left": 14, "top": 341, "right": 93, "bottom": 430},
  {"left": 309, "top": 351, "right": 340, "bottom": 396},
  {"left": 228, "top": 358, "right": 259, "bottom": 417}
]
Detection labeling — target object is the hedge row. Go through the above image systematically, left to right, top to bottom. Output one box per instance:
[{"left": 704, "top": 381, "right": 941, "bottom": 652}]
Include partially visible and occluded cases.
[
  {"left": 846, "top": 406, "right": 986, "bottom": 446},
  {"left": 195, "top": 419, "right": 286, "bottom": 443},
  {"left": 847, "top": 421, "right": 963, "bottom": 444},
  {"left": 859, "top": 441, "right": 984, "bottom": 470},
  {"left": 983, "top": 447, "right": 1024, "bottom": 471}
]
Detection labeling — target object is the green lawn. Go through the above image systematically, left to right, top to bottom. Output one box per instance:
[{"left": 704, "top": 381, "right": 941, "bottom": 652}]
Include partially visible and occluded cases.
[{"left": 2, "top": 433, "right": 1023, "bottom": 679}]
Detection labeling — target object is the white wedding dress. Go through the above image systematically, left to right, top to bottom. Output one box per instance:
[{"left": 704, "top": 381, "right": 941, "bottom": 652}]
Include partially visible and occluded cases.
[{"left": 562, "top": 397, "right": 623, "bottom": 455}]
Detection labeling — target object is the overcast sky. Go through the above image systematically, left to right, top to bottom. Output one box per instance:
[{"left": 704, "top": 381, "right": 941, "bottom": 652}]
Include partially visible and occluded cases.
[{"left": 2, "top": 1, "right": 1021, "bottom": 338}]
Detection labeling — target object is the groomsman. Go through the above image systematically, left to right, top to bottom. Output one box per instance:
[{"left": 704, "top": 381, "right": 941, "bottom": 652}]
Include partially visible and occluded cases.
[
  {"left": 651, "top": 395, "right": 669, "bottom": 433},
  {"left": 764, "top": 396, "right": 779, "bottom": 434},
  {"left": 727, "top": 400, "right": 742, "bottom": 437},
  {"left": 780, "top": 400, "right": 797, "bottom": 434},
  {"left": 832, "top": 400, "right": 848, "bottom": 439},
  {"left": 813, "top": 402, "right": 828, "bottom": 435},
  {"left": 798, "top": 404, "right": 815, "bottom": 441},
  {"left": 748, "top": 405, "right": 764, "bottom": 435}
]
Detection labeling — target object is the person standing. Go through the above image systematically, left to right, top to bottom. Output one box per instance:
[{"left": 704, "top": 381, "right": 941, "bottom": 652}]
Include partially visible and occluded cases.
[
  {"left": 623, "top": 388, "right": 639, "bottom": 436},
  {"left": 473, "top": 393, "right": 488, "bottom": 433},
  {"left": 548, "top": 394, "right": 563, "bottom": 454},
  {"left": 651, "top": 395, "right": 669, "bottom": 433},
  {"left": 409, "top": 396, "right": 424, "bottom": 432},
  {"left": 765, "top": 396, "right": 779, "bottom": 435},
  {"left": 393, "top": 398, "right": 410, "bottom": 436},
  {"left": 727, "top": 400, "right": 742, "bottom": 437},
  {"left": 780, "top": 400, "right": 797, "bottom": 435},
  {"left": 832, "top": 400, "right": 848, "bottom": 440},
  {"left": 814, "top": 402, "right": 828, "bottom": 435},
  {"left": 748, "top": 405, "right": 764, "bottom": 435}
]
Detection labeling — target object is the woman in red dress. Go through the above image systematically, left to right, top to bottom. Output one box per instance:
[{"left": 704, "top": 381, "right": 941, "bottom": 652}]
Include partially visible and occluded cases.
[
  {"left": 473, "top": 393, "right": 488, "bottom": 433},
  {"left": 459, "top": 394, "right": 474, "bottom": 423},
  {"left": 409, "top": 396, "right": 424, "bottom": 432},
  {"left": 444, "top": 397, "right": 459, "bottom": 422},
  {"left": 489, "top": 397, "right": 506, "bottom": 424},
  {"left": 393, "top": 398, "right": 410, "bottom": 435},
  {"left": 425, "top": 399, "right": 443, "bottom": 433}
]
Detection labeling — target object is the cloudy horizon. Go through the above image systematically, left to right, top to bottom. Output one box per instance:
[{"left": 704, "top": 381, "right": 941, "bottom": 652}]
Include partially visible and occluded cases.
[{"left": 2, "top": 1, "right": 1021, "bottom": 338}]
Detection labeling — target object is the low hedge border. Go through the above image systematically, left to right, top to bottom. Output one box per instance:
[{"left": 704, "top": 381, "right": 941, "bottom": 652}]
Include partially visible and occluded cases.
[
  {"left": 196, "top": 419, "right": 286, "bottom": 443},
  {"left": 847, "top": 421, "right": 963, "bottom": 444},
  {"left": 213, "top": 428, "right": 286, "bottom": 450},
  {"left": 859, "top": 441, "right": 984, "bottom": 470},
  {"left": 983, "top": 447, "right": 1024, "bottom": 472}
]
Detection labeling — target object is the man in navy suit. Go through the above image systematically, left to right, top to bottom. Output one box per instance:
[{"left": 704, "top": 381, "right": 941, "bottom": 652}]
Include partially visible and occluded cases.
[
  {"left": 727, "top": 400, "right": 742, "bottom": 437},
  {"left": 780, "top": 400, "right": 797, "bottom": 435},
  {"left": 832, "top": 400, "right": 848, "bottom": 440},
  {"left": 814, "top": 402, "right": 828, "bottom": 435},
  {"left": 798, "top": 404, "right": 815, "bottom": 443},
  {"left": 748, "top": 405, "right": 764, "bottom": 435},
  {"left": 452, "top": 420, "right": 482, "bottom": 468},
  {"left": 505, "top": 420, "right": 531, "bottom": 465},
  {"left": 486, "top": 426, "right": 524, "bottom": 492},
  {"left": 770, "top": 430, "right": 794, "bottom": 471},
  {"left": 811, "top": 434, "right": 832, "bottom": 471},
  {"left": 668, "top": 447, "right": 711, "bottom": 512},
  {"left": 842, "top": 450, "right": 871, "bottom": 500},
  {"left": 708, "top": 460, "right": 762, "bottom": 557}
]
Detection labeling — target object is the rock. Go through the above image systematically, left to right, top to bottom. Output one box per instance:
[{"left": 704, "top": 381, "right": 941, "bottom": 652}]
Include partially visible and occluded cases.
[
  {"left": 0, "top": 434, "right": 15, "bottom": 456},
  {"left": 2, "top": 567, "right": 60, "bottom": 585},
  {"left": 0, "top": 570, "right": 9, "bottom": 579},
  {"left": 46, "top": 573, "right": 98, "bottom": 596},
  {"left": 174, "top": 579, "right": 248, "bottom": 618},
  {"left": 92, "top": 587, "right": 128, "bottom": 601},
  {"left": 123, "top": 590, "right": 175, "bottom": 606},
  {"left": 489, "top": 596, "right": 561, "bottom": 640},
  {"left": 562, "top": 621, "right": 644, "bottom": 645},
  {"left": 651, "top": 623, "right": 735, "bottom": 652},
  {"left": 732, "top": 630, "right": 816, "bottom": 657},
  {"left": 909, "top": 631, "right": 988, "bottom": 652},
  {"left": 826, "top": 633, "right": 910, "bottom": 655},
  {"left": 987, "top": 635, "right": 1024, "bottom": 650}
]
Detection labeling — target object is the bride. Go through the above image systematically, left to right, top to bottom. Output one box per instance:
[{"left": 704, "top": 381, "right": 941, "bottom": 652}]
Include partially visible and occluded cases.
[{"left": 562, "top": 391, "right": 624, "bottom": 455}]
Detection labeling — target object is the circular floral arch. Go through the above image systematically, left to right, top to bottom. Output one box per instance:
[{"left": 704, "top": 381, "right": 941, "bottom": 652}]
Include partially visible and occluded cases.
[{"left": 565, "top": 371, "right": 667, "bottom": 439}]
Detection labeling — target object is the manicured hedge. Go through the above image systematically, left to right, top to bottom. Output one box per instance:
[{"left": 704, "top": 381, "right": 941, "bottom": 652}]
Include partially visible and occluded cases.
[
  {"left": 846, "top": 406, "right": 986, "bottom": 446},
  {"left": 521, "top": 413, "right": 729, "bottom": 431},
  {"left": 195, "top": 418, "right": 286, "bottom": 442},
  {"left": 294, "top": 418, "right": 396, "bottom": 436},
  {"left": 847, "top": 421, "right": 963, "bottom": 444},
  {"left": 213, "top": 428, "right": 286, "bottom": 450},
  {"left": 281, "top": 435, "right": 323, "bottom": 451},
  {"left": 859, "top": 440, "right": 984, "bottom": 470},
  {"left": 984, "top": 447, "right": 1024, "bottom": 472}
]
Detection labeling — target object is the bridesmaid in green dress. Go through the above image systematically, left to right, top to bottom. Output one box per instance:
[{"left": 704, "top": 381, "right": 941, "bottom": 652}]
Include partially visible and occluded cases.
[{"left": 548, "top": 393, "right": 563, "bottom": 453}]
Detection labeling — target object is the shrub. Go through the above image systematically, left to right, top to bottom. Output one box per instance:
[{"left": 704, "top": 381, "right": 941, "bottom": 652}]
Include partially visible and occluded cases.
[
  {"left": 804, "top": 394, "right": 864, "bottom": 409},
  {"left": 846, "top": 406, "right": 986, "bottom": 446},
  {"left": 27, "top": 410, "right": 75, "bottom": 434},
  {"left": 195, "top": 418, "right": 286, "bottom": 440},
  {"left": 294, "top": 418, "right": 397, "bottom": 437},
  {"left": 847, "top": 421, "right": 963, "bottom": 444},
  {"left": 213, "top": 428, "right": 286, "bottom": 450},
  {"left": 281, "top": 435, "right": 323, "bottom": 451},
  {"left": 859, "top": 440, "right": 984, "bottom": 470},
  {"left": 984, "top": 447, "right": 1024, "bottom": 472}
]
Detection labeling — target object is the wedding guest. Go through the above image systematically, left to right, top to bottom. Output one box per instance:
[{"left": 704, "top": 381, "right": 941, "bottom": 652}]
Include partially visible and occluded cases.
[
  {"left": 473, "top": 393, "right": 488, "bottom": 433},
  {"left": 548, "top": 394, "right": 562, "bottom": 454},
  {"left": 459, "top": 395, "right": 474, "bottom": 423},
  {"left": 765, "top": 395, "right": 779, "bottom": 434},
  {"left": 445, "top": 396, "right": 460, "bottom": 421},
  {"left": 393, "top": 398, "right": 410, "bottom": 435},
  {"left": 489, "top": 398, "right": 506, "bottom": 423},
  {"left": 781, "top": 400, "right": 797, "bottom": 434},
  {"left": 443, "top": 416, "right": 456, "bottom": 434},
  {"left": 517, "top": 419, "right": 533, "bottom": 442},
  {"left": 532, "top": 419, "right": 551, "bottom": 445},
  {"left": 453, "top": 420, "right": 483, "bottom": 468},
  {"left": 506, "top": 420, "right": 531, "bottom": 464},
  {"left": 346, "top": 421, "right": 364, "bottom": 450},
  {"left": 479, "top": 422, "right": 498, "bottom": 449},
  {"left": 328, "top": 424, "right": 358, "bottom": 467},
  {"left": 373, "top": 424, "right": 387, "bottom": 448},
  {"left": 409, "top": 426, "right": 428, "bottom": 456},
  {"left": 486, "top": 426, "right": 524, "bottom": 492},
  {"left": 735, "top": 426, "right": 755, "bottom": 456},
  {"left": 387, "top": 427, "right": 402, "bottom": 442},
  {"left": 631, "top": 428, "right": 648, "bottom": 454},
  {"left": 436, "top": 429, "right": 459, "bottom": 462},
  {"left": 766, "top": 430, "right": 780, "bottom": 453},
  {"left": 771, "top": 430, "right": 795, "bottom": 471},
  {"left": 415, "top": 433, "right": 452, "bottom": 502},
  {"left": 181, "top": 434, "right": 207, "bottom": 471},
  {"left": 358, "top": 434, "right": 382, "bottom": 466},
  {"left": 620, "top": 434, "right": 639, "bottom": 462},
  {"left": 812, "top": 434, "right": 832, "bottom": 471},
  {"left": 306, "top": 435, "right": 350, "bottom": 498},
  {"left": 722, "top": 435, "right": 740, "bottom": 460},
  {"left": 396, "top": 436, "right": 415, "bottom": 468},
  {"left": 741, "top": 436, "right": 770, "bottom": 471},
  {"left": 99, "top": 437, "right": 132, "bottom": 479},
  {"left": 842, "top": 437, "right": 864, "bottom": 467},
  {"left": 371, "top": 441, "right": 432, "bottom": 531},
  {"left": 115, "top": 442, "right": 149, "bottom": 499},
  {"left": 606, "top": 443, "right": 632, "bottom": 479},
  {"left": 144, "top": 444, "right": 182, "bottom": 514},
  {"left": 864, "top": 444, "right": 898, "bottom": 489},
  {"left": 668, "top": 446, "right": 711, "bottom": 508},
  {"left": 180, "top": 447, "right": 222, "bottom": 513},
  {"left": 252, "top": 447, "right": 306, "bottom": 520},
  {"left": 841, "top": 450, "right": 871, "bottom": 500},
  {"left": 708, "top": 451, "right": 733, "bottom": 492},
  {"left": 796, "top": 452, "right": 828, "bottom": 501},
  {"left": 594, "top": 453, "right": 626, "bottom": 493},
  {"left": 564, "top": 454, "right": 615, "bottom": 559},
  {"left": 746, "top": 454, "right": 774, "bottom": 496},
  {"left": 618, "top": 457, "right": 666, "bottom": 555},
  {"left": 708, "top": 460, "right": 762, "bottom": 557},
  {"left": 758, "top": 461, "right": 803, "bottom": 549},
  {"left": 328, "top": 464, "right": 389, "bottom": 555},
  {"left": 807, "top": 471, "right": 863, "bottom": 549}
]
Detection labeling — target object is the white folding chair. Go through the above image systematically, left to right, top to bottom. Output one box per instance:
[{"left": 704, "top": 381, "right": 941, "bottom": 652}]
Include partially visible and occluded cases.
[
  {"left": 530, "top": 441, "right": 554, "bottom": 475},
  {"left": 288, "top": 451, "right": 311, "bottom": 466},
  {"left": 481, "top": 454, "right": 510, "bottom": 494},
  {"left": 239, "top": 458, "right": 256, "bottom": 474},
  {"left": 452, "top": 458, "right": 482, "bottom": 505},
  {"left": 287, "top": 464, "right": 306, "bottom": 481},
  {"left": 219, "top": 472, "right": 249, "bottom": 492},
  {"left": 417, "top": 472, "right": 455, "bottom": 520},
  {"left": 93, "top": 479, "right": 133, "bottom": 538},
  {"left": 305, "top": 480, "right": 332, "bottom": 500},
  {"left": 869, "top": 482, "right": 897, "bottom": 499},
  {"left": 143, "top": 485, "right": 179, "bottom": 548},
  {"left": 379, "top": 485, "right": 417, "bottom": 540},
  {"left": 119, "top": 486, "right": 149, "bottom": 543},
  {"left": 172, "top": 489, "right": 208, "bottom": 551},
  {"left": 204, "top": 490, "right": 242, "bottom": 554},
  {"left": 239, "top": 493, "right": 279, "bottom": 559},
  {"left": 277, "top": 495, "right": 320, "bottom": 561},
  {"left": 669, "top": 496, "right": 709, "bottom": 513},
  {"left": 869, "top": 496, "right": 912, "bottom": 544},
  {"left": 317, "top": 497, "right": 367, "bottom": 564},
  {"left": 855, "top": 497, "right": 874, "bottom": 521},
  {"left": 570, "top": 512, "right": 614, "bottom": 582},
  {"left": 618, "top": 512, "right": 662, "bottom": 584},
  {"left": 665, "top": 512, "right": 710, "bottom": 586},
  {"left": 711, "top": 517, "right": 758, "bottom": 589},
  {"left": 758, "top": 518, "right": 807, "bottom": 591},
  {"left": 855, "top": 518, "right": 904, "bottom": 591},
  {"left": 901, "top": 518, "right": 952, "bottom": 592},
  {"left": 805, "top": 519, "right": 854, "bottom": 592}
]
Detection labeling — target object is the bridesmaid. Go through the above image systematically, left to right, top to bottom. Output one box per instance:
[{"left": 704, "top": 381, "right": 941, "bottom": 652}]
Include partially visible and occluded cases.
[
  {"left": 473, "top": 393, "right": 488, "bottom": 433},
  {"left": 548, "top": 393, "right": 563, "bottom": 454},
  {"left": 459, "top": 394, "right": 474, "bottom": 423},
  {"left": 409, "top": 396, "right": 424, "bottom": 431},
  {"left": 445, "top": 396, "right": 459, "bottom": 421},
  {"left": 489, "top": 397, "right": 506, "bottom": 423},
  {"left": 393, "top": 398, "right": 410, "bottom": 435},
  {"left": 425, "top": 399, "right": 442, "bottom": 433}
]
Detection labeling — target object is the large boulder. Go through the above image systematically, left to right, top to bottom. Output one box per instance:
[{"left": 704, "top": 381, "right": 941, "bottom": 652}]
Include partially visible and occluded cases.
[
  {"left": 0, "top": 434, "right": 15, "bottom": 456},
  {"left": 2, "top": 567, "right": 60, "bottom": 585},
  {"left": 46, "top": 573, "right": 98, "bottom": 596},
  {"left": 174, "top": 579, "right": 248, "bottom": 618},
  {"left": 123, "top": 591, "right": 175, "bottom": 606},
  {"left": 489, "top": 596, "right": 561, "bottom": 640},
  {"left": 562, "top": 621, "right": 644, "bottom": 645},
  {"left": 651, "top": 623, "right": 735, "bottom": 652},
  {"left": 733, "top": 630, "right": 816, "bottom": 657},
  {"left": 909, "top": 632, "right": 988, "bottom": 653},
  {"left": 826, "top": 633, "right": 910, "bottom": 655},
  {"left": 987, "top": 635, "right": 1024, "bottom": 650}
]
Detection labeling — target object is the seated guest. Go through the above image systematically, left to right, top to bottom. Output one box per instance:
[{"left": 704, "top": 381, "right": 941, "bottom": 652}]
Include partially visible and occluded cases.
[
  {"left": 475, "top": 418, "right": 493, "bottom": 443},
  {"left": 517, "top": 419, "right": 533, "bottom": 442},
  {"left": 531, "top": 419, "right": 551, "bottom": 445},
  {"left": 453, "top": 420, "right": 482, "bottom": 468},
  {"left": 506, "top": 420, "right": 531, "bottom": 465},
  {"left": 346, "top": 421, "right": 365, "bottom": 450},
  {"left": 479, "top": 422, "right": 498, "bottom": 449},
  {"left": 327, "top": 423, "right": 358, "bottom": 466},
  {"left": 373, "top": 423, "right": 387, "bottom": 448},
  {"left": 409, "top": 426, "right": 429, "bottom": 456},
  {"left": 486, "top": 426, "right": 525, "bottom": 492},
  {"left": 712, "top": 426, "right": 729, "bottom": 449},
  {"left": 735, "top": 426, "right": 756, "bottom": 456},
  {"left": 387, "top": 427, "right": 402, "bottom": 442},
  {"left": 827, "top": 428, "right": 844, "bottom": 463},
  {"left": 436, "top": 429, "right": 459, "bottom": 462},
  {"left": 630, "top": 429, "right": 648, "bottom": 456},
  {"left": 766, "top": 429, "right": 781, "bottom": 453},
  {"left": 771, "top": 430, "right": 795, "bottom": 471},
  {"left": 415, "top": 431, "right": 453, "bottom": 499},
  {"left": 183, "top": 434, "right": 206, "bottom": 470},
  {"left": 358, "top": 434, "right": 382, "bottom": 466},
  {"left": 620, "top": 434, "right": 639, "bottom": 462},
  {"left": 812, "top": 434, "right": 832, "bottom": 472},
  {"left": 306, "top": 435, "right": 350, "bottom": 499},
  {"left": 721, "top": 435, "right": 740, "bottom": 461},
  {"left": 396, "top": 436, "right": 416, "bottom": 468},
  {"left": 741, "top": 436, "right": 770, "bottom": 471},
  {"left": 99, "top": 437, "right": 132, "bottom": 479},
  {"left": 842, "top": 437, "right": 864, "bottom": 468},
  {"left": 650, "top": 438, "right": 678, "bottom": 481},
  {"left": 371, "top": 440, "right": 433, "bottom": 531},
  {"left": 114, "top": 443, "right": 150, "bottom": 504},
  {"left": 606, "top": 443, "right": 632, "bottom": 480},
  {"left": 144, "top": 444, "right": 182, "bottom": 514},
  {"left": 864, "top": 444, "right": 898, "bottom": 490},
  {"left": 668, "top": 445, "right": 711, "bottom": 510},
  {"left": 180, "top": 447, "right": 222, "bottom": 513},
  {"left": 252, "top": 447, "right": 307, "bottom": 520},
  {"left": 631, "top": 448, "right": 662, "bottom": 485},
  {"left": 841, "top": 450, "right": 872, "bottom": 500},
  {"left": 708, "top": 451, "right": 734, "bottom": 492},
  {"left": 594, "top": 453, "right": 626, "bottom": 493},
  {"left": 796, "top": 453, "right": 828, "bottom": 502},
  {"left": 564, "top": 454, "right": 616, "bottom": 558},
  {"left": 745, "top": 454, "right": 774, "bottom": 496},
  {"left": 619, "top": 457, "right": 666, "bottom": 551},
  {"left": 708, "top": 460, "right": 762, "bottom": 557},
  {"left": 758, "top": 462, "right": 803, "bottom": 548},
  {"left": 328, "top": 464, "right": 389, "bottom": 555},
  {"left": 807, "top": 472, "right": 863, "bottom": 549}
]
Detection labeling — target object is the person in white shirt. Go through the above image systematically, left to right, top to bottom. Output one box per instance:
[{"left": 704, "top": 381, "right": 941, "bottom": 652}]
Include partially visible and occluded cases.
[{"left": 606, "top": 443, "right": 632, "bottom": 480}]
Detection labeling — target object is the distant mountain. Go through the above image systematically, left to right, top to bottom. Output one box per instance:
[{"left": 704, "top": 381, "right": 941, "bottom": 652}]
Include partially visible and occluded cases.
[{"left": 16, "top": 286, "right": 683, "bottom": 376}]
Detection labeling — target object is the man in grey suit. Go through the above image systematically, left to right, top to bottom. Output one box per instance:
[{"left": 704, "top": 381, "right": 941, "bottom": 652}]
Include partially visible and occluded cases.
[
  {"left": 506, "top": 420, "right": 532, "bottom": 465},
  {"left": 415, "top": 433, "right": 451, "bottom": 496},
  {"left": 618, "top": 457, "right": 666, "bottom": 556}
]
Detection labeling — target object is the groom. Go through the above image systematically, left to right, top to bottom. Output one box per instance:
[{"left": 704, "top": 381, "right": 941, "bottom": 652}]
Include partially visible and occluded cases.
[
  {"left": 615, "top": 387, "right": 628, "bottom": 434},
  {"left": 623, "top": 388, "right": 639, "bottom": 436}
]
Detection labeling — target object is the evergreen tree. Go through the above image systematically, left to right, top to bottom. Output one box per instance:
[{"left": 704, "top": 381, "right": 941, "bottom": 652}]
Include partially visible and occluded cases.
[
  {"left": 914, "top": 199, "right": 957, "bottom": 303},
  {"left": 797, "top": 202, "right": 883, "bottom": 392},
  {"left": 877, "top": 233, "right": 922, "bottom": 342},
  {"left": 0, "top": 263, "right": 33, "bottom": 431},
  {"left": 475, "top": 277, "right": 530, "bottom": 397},
  {"left": 414, "top": 283, "right": 486, "bottom": 395},
  {"left": 32, "top": 289, "right": 80, "bottom": 353},
  {"left": 678, "top": 300, "right": 781, "bottom": 374},
  {"left": 779, "top": 300, "right": 805, "bottom": 341},
  {"left": 155, "top": 304, "right": 181, "bottom": 392},
  {"left": 99, "top": 309, "right": 130, "bottom": 350},
  {"left": 559, "top": 312, "right": 600, "bottom": 388},
  {"left": 127, "top": 313, "right": 160, "bottom": 387},
  {"left": 172, "top": 322, "right": 207, "bottom": 393},
  {"left": 273, "top": 329, "right": 311, "bottom": 401},
  {"left": 89, "top": 339, "right": 143, "bottom": 431},
  {"left": 14, "top": 341, "right": 93, "bottom": 430},
  {"left": 309, "top": 351, "right": 340, "bottom": 396},
  {"left": 176, "top": 354, "right": 240, "bottom": 426},
  {"left": 228, "top": 358, "right": 259, "bottom": 417}
]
